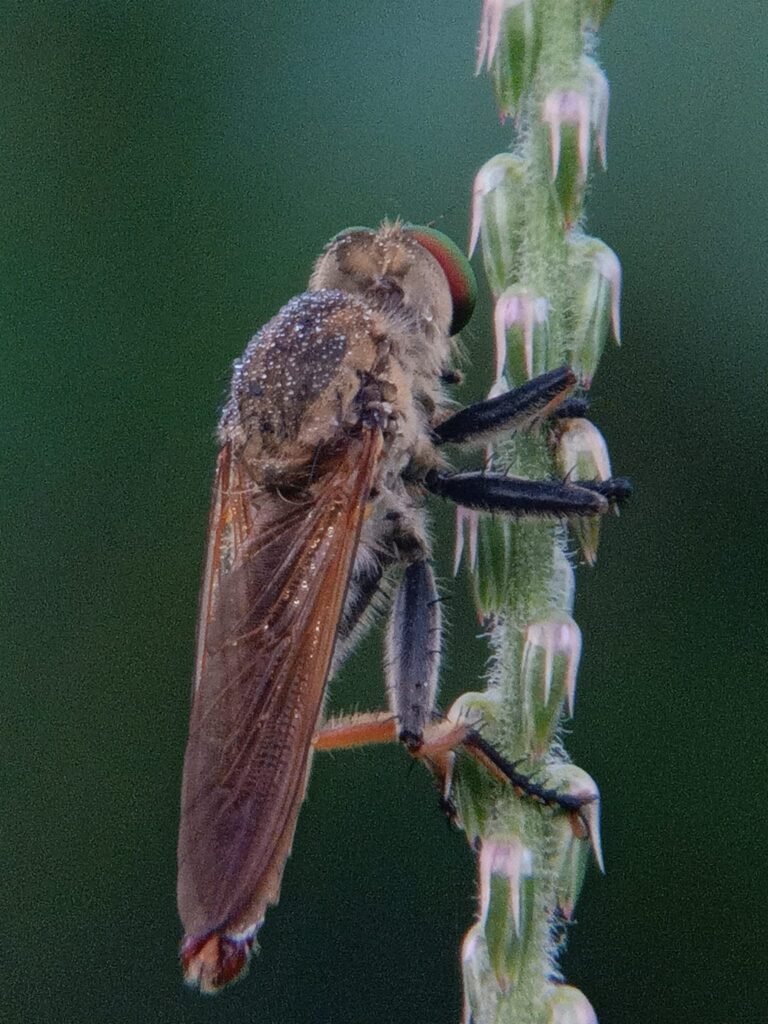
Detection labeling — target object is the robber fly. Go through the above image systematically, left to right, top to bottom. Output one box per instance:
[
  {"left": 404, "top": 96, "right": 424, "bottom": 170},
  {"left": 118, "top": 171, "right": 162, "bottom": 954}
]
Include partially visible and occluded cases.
[{"left": 177, "top": 221, "right": 629, "bottom": 992}]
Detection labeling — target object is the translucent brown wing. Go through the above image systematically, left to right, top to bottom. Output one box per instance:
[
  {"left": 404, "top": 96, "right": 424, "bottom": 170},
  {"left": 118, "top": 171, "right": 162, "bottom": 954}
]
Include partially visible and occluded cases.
[{"left": 178, "top": 428, "right": 383, "bottom": 991}]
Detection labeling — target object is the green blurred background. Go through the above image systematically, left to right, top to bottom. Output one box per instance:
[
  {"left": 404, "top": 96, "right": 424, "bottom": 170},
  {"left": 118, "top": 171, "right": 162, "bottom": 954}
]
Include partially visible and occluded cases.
[{"left": 2, "top": 2, "right": 766, "bottom": 1022}]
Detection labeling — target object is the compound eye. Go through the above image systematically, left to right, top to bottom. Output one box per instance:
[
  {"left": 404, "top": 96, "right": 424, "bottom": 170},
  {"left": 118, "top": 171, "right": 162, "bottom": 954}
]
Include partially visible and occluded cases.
[{"left": 405, "top": 225, "right": 478, "bottom": 335}]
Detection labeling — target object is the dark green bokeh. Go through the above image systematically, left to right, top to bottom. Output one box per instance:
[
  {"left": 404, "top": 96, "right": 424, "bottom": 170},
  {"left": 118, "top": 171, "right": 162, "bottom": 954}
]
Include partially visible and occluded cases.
[{"left": 2, "top": 2, "right": 766, "bottom": 1022}]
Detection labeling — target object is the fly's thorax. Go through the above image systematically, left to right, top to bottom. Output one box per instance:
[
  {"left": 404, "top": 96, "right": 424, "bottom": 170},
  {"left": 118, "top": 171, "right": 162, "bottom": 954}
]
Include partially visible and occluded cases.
[
  {"left": 310, "top": 222, "right": 454, "bottom": 390},
  {"left": 219, "top": 289, "right": 400, "bottom": 487}
]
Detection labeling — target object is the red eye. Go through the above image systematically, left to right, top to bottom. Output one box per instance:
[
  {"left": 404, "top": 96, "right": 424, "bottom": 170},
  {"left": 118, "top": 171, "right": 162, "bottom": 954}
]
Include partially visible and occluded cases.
[{"left": 405, "top": 225, "right": 478, "bottom": 335}]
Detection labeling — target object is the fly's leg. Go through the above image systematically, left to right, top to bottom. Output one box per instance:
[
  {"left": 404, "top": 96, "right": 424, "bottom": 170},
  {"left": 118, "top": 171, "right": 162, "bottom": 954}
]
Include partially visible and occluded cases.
[
  {"left": 428, "top": 363, "right": 630, "bottom": 517},
  {"left": 433, "top": 366, "right": 580, "bottom": 447},
  {"left": 553, "top": 396, "right": 590, "bottom": 420},
  {"left": 425, "top": 469, "right": 632, "bottom": 517},
  {"left": 332, "top": 547, "right": 443, "bottom": 747},
  {"left": 314, "top": 552, "right": 599, "bottom": 837},
  {"left": 316, "top": 554, "right": 594, "bottom": 822},
  {"left": 331, "top": 557, "right": 387, "bottom": 675},
  {"left": 385, "top": 558, "right": 442, "bottom": 748},
  {"left": 338, "top": 559, "right": 384, "bottom": 640},
  {"left": 313, "top": 710, "right": 398, "bottom": 751},
  {"left": 312, "top": 713, "right": 595, "bottom": 826}
]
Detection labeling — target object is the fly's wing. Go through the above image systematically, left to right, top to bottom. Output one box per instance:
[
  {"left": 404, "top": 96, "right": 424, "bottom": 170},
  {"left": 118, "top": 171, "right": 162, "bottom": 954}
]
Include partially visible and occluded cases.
[{"left": 178, "top": 427, "right": 383, "bottom": 991}]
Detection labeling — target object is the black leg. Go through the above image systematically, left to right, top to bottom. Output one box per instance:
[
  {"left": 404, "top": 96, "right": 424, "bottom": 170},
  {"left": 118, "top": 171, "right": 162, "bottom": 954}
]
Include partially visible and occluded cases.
[
  {"left": 433, "top": 366, "right": 577, "bottom": 446},
  {"left": 552, "top": 395, "right": 590, "bottom": 420},
  {"left": 425, "top": 469, "right": 631, "bottom": 518},
  {"left": 571, "top": 477, "right": 633, "bottom": 504},
  {"left": 331, "top": 558, "right": 387, "bottom": 674},
  {"left": 385, "top": 559, "right": 442, "bottom": 748},
  {"left": 339, "top": 560, "right": 384, "bottom": 640},
  {"left": 461, "top": 730, "right": 590, "bottom": 814}
]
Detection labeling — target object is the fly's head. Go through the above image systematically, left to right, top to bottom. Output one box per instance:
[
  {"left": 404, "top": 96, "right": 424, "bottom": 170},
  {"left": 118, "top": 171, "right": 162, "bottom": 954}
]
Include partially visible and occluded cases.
[{"left": 310, "top": 222, "right": 477, "bottom": 357}]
